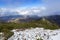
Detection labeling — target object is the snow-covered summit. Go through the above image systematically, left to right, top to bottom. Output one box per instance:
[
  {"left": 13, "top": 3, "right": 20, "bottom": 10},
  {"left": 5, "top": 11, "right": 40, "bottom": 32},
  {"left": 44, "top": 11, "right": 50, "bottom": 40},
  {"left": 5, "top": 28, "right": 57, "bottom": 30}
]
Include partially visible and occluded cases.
[{"left": 8, "top": 28, "right": 60, "bottom": 40}]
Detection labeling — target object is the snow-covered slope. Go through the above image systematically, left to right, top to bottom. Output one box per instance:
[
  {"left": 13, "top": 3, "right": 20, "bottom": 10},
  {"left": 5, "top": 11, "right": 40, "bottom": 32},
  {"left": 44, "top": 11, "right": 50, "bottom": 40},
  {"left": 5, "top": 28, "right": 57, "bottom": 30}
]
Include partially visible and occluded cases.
[
  {"left": 8, "top": 28, "right": 60, "bottom": 40},
  {"left": 0, "top": 33, "right": 4, "bottom": 40}
]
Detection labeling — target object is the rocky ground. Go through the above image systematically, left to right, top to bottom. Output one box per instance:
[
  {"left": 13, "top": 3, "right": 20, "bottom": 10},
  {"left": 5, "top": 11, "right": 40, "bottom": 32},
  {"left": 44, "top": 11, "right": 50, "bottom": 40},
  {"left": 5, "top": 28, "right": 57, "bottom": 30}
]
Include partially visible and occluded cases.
[{"left": 8, "top": 28, "right": 60, "bottom": 40}]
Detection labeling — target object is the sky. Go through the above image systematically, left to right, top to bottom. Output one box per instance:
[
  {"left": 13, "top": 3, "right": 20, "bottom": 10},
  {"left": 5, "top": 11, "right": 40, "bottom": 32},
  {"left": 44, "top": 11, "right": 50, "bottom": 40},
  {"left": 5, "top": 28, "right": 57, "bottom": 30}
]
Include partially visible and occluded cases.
[
  {"left": 0, "top": 0, "right": 60, "bottom": 17},
  {"left": 0, "top": 0, "right": 42, "bottom": 8}
]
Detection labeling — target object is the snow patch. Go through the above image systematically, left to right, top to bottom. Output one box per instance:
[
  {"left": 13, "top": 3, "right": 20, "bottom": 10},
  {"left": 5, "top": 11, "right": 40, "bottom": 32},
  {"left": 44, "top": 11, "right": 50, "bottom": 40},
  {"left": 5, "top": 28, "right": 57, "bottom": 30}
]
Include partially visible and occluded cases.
[{"left": 8, "top": 28, "right": 60, "bottom": 40}]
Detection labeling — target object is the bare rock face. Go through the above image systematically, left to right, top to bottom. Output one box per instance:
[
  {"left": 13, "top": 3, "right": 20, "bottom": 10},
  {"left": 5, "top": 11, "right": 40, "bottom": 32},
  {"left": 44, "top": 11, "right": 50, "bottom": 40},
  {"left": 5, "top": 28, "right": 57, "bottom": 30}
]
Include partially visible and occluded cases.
[{"left": 8, "top": 28, "right": 60, "bottom": 40}]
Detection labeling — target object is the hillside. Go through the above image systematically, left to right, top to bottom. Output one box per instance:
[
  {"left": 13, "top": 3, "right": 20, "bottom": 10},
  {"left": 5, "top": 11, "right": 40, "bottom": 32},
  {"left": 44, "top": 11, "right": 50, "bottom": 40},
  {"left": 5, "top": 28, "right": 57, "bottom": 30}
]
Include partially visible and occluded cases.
[
  {"left": 46, "top": 15, "right": 60, "bottom": 26},
  {"left": 0, "top": 18, "right": 59, "bottom": 40}
]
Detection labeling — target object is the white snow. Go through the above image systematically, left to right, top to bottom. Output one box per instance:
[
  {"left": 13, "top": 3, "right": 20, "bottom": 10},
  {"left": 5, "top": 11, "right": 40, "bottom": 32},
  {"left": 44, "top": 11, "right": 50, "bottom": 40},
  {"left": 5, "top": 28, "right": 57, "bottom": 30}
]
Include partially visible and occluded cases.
[
  {"left": 8, "top": 28, "right": 60, "bottom": 40},
  {"left": 0, "top": 32, "right": 4, "bottom": 40}
]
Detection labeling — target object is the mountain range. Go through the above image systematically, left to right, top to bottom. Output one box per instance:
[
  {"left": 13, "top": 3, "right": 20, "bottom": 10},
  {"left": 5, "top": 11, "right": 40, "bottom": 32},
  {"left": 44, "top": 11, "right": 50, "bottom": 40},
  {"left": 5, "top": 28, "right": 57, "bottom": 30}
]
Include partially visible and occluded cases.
[
  {"left": 0, "top": 14, "right": 60, "bottom": 26},
  {"left": 0, "top": 14, "right": 60, "bottom": 40},
  {"left": 0, "top": 15, "right": 40, "bottom": 22}
]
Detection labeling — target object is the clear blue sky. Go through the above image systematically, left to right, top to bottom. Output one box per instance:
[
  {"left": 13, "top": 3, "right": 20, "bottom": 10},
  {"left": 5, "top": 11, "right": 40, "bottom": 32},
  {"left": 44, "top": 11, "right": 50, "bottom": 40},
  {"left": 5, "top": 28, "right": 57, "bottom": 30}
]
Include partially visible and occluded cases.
[{"left": 0, "top": 0, "right": 43, "bottom": 8}]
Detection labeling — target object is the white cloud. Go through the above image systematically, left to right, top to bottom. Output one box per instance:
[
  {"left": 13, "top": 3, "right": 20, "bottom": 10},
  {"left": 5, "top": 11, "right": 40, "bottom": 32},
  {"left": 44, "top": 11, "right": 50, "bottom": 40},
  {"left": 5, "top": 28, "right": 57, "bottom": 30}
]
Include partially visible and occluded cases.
[
  {"left": 0, "top": 0, "right": 60, "bottom": 17},
  {"left": 0, "top": 2, "right": 60, "bottom": 17},
  {"left": 0, "top": 7, "right": 46, "bottom": 17},
  {"left": 17, "top": 7, "right": 46, "bottom": 15}
]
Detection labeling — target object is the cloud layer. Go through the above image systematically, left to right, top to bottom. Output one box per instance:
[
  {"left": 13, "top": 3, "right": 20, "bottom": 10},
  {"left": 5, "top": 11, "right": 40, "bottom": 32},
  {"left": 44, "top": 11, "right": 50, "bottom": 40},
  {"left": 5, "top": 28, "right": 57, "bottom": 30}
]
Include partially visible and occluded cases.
[
  {"left": 0, "top": 0, "right": 60, "bottom": 17},
  {"left": 0, "top": 6, "right": 60, "bottom": 17},
  {"left": 0, "top": 7, "right": 46, "bottom": 17}
]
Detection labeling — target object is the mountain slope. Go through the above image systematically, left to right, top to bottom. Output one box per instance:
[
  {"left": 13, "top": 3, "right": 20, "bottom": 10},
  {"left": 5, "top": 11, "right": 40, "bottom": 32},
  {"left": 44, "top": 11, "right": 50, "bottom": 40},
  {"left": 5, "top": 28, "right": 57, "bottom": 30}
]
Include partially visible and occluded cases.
[
  {"left": 0, "top": 15, "right": 24, "bottom": 22},
  {"left": 0, "top": 15, "right": 40, "bottom": 22},
  {"left": 45, "top": 15, "right": 60, "bottom": 26},
  {"left": 0, "top": 17, "right": 59, "bottom": 40}
]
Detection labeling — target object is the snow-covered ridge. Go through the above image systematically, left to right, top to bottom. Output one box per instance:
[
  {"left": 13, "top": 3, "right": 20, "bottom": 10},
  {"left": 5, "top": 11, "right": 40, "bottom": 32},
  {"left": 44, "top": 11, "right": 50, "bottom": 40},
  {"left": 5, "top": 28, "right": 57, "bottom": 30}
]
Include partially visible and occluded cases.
[{"left": 8, "top": 28, "right": 60, "bottom": 40}]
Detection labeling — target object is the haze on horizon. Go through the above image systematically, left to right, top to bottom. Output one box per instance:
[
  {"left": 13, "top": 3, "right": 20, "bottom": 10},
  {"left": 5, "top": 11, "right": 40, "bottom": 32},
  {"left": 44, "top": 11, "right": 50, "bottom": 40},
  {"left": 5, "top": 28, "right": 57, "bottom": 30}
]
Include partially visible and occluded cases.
[{"left": 0, "top": 0, "right": 60, "bottom": 17}]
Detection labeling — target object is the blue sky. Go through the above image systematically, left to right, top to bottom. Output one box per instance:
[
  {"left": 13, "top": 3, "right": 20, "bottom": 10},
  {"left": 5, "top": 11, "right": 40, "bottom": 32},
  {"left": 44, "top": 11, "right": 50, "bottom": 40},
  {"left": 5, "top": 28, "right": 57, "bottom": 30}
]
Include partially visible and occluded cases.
[
  {"left": 0, "top": 0, "right": 60, "bottom": 17},
  {"left": 0, "top": 0, "right": 43, "bottom": 8},
  {"left": 0, "top": 0, "right": 60, "bottom": 9}
]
